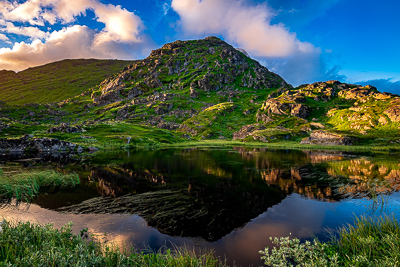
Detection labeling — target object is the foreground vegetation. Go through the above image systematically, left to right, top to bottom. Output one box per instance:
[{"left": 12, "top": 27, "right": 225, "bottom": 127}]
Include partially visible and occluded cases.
[
  {"left": 0, "top": 169, "right": 80, "bottom": 202},
  {"left": 1, "top": 216, "right": 399, "bottom": 266},
  {"left": 260, "top": 216, "right": 400, "bottom": 266},
  {"left": 0, "top": 221, "right": 225, "bottom": 267}
]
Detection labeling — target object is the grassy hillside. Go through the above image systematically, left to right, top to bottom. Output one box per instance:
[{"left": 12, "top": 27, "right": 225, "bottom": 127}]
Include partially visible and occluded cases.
[
  {"left": 0, "top": 37, "right": 400, "bottom": 151},
  {"left": 0, "top": 59, "right": 135, "bottom": 105}
]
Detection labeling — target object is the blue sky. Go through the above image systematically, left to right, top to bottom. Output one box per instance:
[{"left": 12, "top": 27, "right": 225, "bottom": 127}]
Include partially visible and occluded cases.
[{"left": 0, "top": 0, "right": 399, "bottom": 92}]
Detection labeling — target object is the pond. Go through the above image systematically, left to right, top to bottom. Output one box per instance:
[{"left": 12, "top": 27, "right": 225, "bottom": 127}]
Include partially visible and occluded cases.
[{"left": 1, "top": 147, "right": 400, "bottom": 266}]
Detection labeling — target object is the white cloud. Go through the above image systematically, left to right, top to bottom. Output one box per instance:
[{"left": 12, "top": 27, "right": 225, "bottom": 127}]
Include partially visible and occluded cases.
[
  {"left": 0, "top": 0, "right": 154, "bottom": 71},
  {"left": 4, "top": 0, "right": 44, "bottom": 25},
  {"left": 51, "top": 0, "right": 92, "bottom": 23},
  {"left": 171, "top": 0, "right": 328, "bottom": 85},
  {"left": 171, "top": 0, "right": 307, "bottom": 57},
  {"left": 93, "top": 3, "right": 143, "bottom": 43},
  {"left": 0, "top": 22, "right": 49, "bottom": 39},
  {"left": 0, "top": 26, "right": 98, "bottom": 71},
  {"left": 0, "top": 33, "right": 10, "bottom": 43}
]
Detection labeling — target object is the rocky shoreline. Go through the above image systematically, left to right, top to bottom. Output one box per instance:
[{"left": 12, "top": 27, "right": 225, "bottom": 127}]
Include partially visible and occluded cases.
[{"left": 0, "top": 135, "right": 83, "bottom": 153}]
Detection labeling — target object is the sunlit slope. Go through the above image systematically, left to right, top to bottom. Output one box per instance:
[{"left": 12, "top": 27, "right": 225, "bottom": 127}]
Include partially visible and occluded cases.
[{"left": 0, "top": 59, "right": 135, "bottom": 105}]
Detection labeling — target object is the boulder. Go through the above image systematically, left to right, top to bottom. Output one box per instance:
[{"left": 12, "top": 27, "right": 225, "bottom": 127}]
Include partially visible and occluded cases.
[
  {"left": 190, "top": 86, "right": 199, "bottom": 99},
  {"left": 290, "top": 104, "right": 310, "bottom": 119},
  {"left": 384, "top": 105, "right": 400, "bottom": 122},
  {"left": 300, "top": 130, "right": 355, "bottom": 146}
]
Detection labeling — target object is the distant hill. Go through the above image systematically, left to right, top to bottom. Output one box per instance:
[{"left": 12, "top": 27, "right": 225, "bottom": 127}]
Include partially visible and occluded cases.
[{"left": 0, "top": 59, "right": 135, "bottom": 105}]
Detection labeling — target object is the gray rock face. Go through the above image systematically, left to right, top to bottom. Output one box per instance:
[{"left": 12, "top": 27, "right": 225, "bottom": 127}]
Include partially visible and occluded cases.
[
  {"left": 300, "top": 130, "right": 355, "bottom": 146},
  {"left": 0, "top": 136, "right": 80, "bottom": 152}
]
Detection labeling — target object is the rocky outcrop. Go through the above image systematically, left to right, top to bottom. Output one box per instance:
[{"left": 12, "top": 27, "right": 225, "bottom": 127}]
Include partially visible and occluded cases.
[
  {"left": 338, "top": 87, "right": 375, "bottom": 100},
  {"left": 261, "top": 99, "right": 310, "bottom": 119},
  {"left": 261, "top": 99, "right": 289, "bottom": 116},
  {"left": 154, "top": 103, "right": 173, "bottom": 115},
  {"left": 290, "top": 104, "right": 310, "bottom": 119},
  {"left": 384, "top": 105, "right": 400, "bottom": 122},
  {"left": 46, "top": 123, "right": 82, "bottom": 134},
  {"left": 232, "top": 124, "right": 265, "bottom": 140},
  {"left": 300, "top": 130, "right": 355, "bottom": 146},
  {"left": 0, "top": 136, "right": 82, "bottom": 152}
]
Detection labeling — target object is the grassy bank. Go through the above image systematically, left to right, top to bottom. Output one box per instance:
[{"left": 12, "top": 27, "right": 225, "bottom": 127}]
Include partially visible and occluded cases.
[
  {"left": 2, "top": 120, "right": 400, "bottom": 153},
  {"left": 161, "top": 139, "right": 400, "bottom": 153},
  {"left": 0, "top": 169, "right": 80, "bottom": 202},
  {"left": 260, "top": 216, "right": 400, "bottom": 266},
  {"left": 0, "top": 220, "right": 225, "bottom": 267}
]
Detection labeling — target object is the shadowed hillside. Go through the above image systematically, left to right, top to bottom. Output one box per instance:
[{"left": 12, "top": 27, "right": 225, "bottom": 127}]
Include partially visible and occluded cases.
[{"left": 0, "top": 59, "right": 134, "bottom": 105}]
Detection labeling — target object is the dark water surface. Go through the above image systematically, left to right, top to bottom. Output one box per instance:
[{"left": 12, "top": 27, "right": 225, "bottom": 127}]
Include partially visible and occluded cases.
[{"left": 1, "top": 147, "right": 400, "bottom": 266}]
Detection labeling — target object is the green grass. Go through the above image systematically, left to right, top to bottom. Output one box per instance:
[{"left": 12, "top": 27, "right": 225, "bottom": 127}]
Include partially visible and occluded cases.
[
  {"left": 0, "top": 59, "right": 134, "bottom": 105},
  {"left": 161, "top": 139, "right": 400, "bottom": 153},
  {"left": 0, "top": 169, "right": 80, "bottom": 202},
  {"left": 260, "top": 216, "right": 400, "bottom": 266},
  {"left": 0, "top": 220, "right": 226, "bottom": 266}
]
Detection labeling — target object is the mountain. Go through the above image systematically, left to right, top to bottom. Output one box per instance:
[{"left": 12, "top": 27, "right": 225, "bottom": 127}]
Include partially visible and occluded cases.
[
  {"left": 0, "top": 36, "right": 399, "bottom": 149},
  {"left": 0, "top": 59, "right": 134, "bottom": 105}
]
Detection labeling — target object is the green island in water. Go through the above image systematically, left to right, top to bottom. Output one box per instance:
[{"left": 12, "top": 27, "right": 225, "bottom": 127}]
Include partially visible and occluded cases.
[{"left": 0, "top": 37, "right": 400, "bottom": 266}]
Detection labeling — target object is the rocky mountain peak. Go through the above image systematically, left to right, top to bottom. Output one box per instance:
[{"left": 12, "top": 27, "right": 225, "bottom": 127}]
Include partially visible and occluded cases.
[{"left": 91, "top": 36, "right": 288, "bottom": 105}]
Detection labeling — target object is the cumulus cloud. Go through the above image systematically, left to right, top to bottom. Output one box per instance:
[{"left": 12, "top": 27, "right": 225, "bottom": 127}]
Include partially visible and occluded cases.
[
  {"left": 0, "top": 0, "right": 153, "bottom": 71},
  {"left": 51, "top": 0, "right": 92, "bottom": 23},
  {"left": 171, "top": 0, "right": 334, "bottom": 85},
  {"left": 171, "top": 0, "right": 303, "bottom": 57},
  {"left": 93, "top": 3, "right": 143, "bottom": 43},
  {"left": 1, "top": 22, "right": 49, "bottom": 39},
  {"left": 0, "top": 25, "right": 97, "bottom": 70}
]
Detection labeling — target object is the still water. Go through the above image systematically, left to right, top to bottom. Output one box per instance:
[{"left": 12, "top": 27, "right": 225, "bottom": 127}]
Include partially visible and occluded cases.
[{"left": 1, "top": 147, "right": 400, "bottom": 266}]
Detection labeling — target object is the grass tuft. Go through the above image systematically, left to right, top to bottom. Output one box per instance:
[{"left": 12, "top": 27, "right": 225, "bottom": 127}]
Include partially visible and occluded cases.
[{"left": 0, "top": 170, "right": 80, "bottom": 202}]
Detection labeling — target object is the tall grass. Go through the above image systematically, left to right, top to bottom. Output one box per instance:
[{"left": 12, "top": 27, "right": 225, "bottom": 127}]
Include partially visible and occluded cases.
[
  {"left": 0, "top": 169, "right": 80, "bottom": 202},
  {"left": 260, "top": 216, "right": 400, "bottom": 266},
  {"left": 331, "top": 216, "right": 400, "bottom": 266},
  {"left": 0, "top": 220, "right": 225, "bottom": 266}
]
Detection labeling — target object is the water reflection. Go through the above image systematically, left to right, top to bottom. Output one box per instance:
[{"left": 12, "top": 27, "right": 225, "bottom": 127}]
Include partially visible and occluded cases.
[
  {"left": 0, "top": 148, "right": 400, "bottom": 265},
  {"left": 327, "top": 158, "right": 400, "bottom": 198}
]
